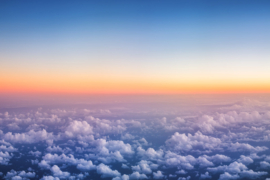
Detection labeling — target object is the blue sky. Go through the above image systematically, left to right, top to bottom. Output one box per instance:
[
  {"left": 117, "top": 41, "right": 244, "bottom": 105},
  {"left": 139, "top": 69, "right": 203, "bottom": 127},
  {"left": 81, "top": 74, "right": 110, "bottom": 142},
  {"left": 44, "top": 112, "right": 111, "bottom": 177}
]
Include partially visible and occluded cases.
[{"left": 0, "top": 0, "right": 270, "bottom": 94}]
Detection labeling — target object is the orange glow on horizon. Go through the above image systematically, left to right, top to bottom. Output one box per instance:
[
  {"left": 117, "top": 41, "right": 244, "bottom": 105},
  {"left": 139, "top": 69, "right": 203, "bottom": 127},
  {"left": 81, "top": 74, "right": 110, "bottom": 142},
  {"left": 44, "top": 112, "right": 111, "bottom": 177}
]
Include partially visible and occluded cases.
[{"left": 1, "top": 75, "right": 270, "bottom": 95}]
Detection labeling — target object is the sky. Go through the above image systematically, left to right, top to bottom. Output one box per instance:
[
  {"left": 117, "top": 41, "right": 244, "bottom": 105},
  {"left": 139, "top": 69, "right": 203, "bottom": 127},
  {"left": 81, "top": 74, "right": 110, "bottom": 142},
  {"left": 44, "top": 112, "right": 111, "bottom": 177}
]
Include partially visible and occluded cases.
[
  {"left": 1, "top": 0, "right": 270, "bottom": 94},
  {"left": 2, "top": 2, "right": 270, "bottom": 179}
]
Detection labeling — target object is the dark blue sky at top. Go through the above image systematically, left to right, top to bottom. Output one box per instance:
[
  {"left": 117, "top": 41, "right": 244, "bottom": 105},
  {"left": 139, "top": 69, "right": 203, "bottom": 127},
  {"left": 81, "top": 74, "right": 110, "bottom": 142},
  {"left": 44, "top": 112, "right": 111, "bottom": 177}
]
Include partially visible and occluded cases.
[{"left": 1, "top": 0, "right": 270, "bottom": 36}]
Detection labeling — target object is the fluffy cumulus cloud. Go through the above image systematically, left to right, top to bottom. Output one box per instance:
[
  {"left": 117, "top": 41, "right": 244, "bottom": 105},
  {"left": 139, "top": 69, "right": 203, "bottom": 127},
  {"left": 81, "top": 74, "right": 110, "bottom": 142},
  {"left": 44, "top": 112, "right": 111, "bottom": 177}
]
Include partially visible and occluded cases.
[
  {"left": 1, "top": 97, "right": 270, "bottom": 180},
  {"left": 65, "top": 120, "right": 93, "bottom": 137},
  {"left": 3, "top": 129, "right": 54, "bottom": 144},
  {"left": 165, "top": 131, "right": 222, "bottom": 152},
  {"left": 166, "top": 131, "right": 268, "bottom": 154},
  {"left": 137, "top": 147, "right": 163, "bottom": 161},
  {"left": 0, "top": 151, "right": 13, "bottom": 165},
  {"left": 39, "top": 153, "right": 97, "bottom": 172},
  {"left": 237, "top": 155, "right": 253, "bottom": 165},
  {"left": 207, "top": 162, "right": 248, "bottom": 174},
  {"left": 96, "top": 163, "right": 121, "bottom": 178},
  {"left": 50, "top": 165, "right": 70, "bottom": 179},
  {"left": 4, "top": 170, "right": 35, "bottom": 180},
  {"left": 153, "top": 171, "right": 164, "bottom": 179},
  {"left": 129, "top": 172, "right": 148, "bottom": 180},
  {"left": 200, "top": 172, "right": 212, "bottom": 179},
  {"left": 219, "top": 172, "right": 240, "bottom": 180},
  {"left": 112, "top": 174, "right": 130, "bottom": 180},
  {"left": 40, "top": 176, "right": 60, "bottom": 180}
]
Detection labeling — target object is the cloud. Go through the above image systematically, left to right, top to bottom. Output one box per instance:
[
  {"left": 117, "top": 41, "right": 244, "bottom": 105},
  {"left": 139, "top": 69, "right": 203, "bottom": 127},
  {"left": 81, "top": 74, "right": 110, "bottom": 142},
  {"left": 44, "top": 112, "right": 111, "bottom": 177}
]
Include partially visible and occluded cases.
[
  {"left": 1, "top": 99, "right": 270, "bottom": 180},
  {"left": 65, "top": 120, "right": 93, "bottom": 138},
  {"left": 7, "top": 123, "right": 21, "bottom": 131},
  {"left": 4, "top": 129, "right": 54, "bottom": 144},
  {"left": 165, "top": 131, "right": 222, "bottom": 152},
  {"left": 165, "top": 131, "right": 268, "bottom": 153},
  {"left": 121, "top": 133, "right": 135, "bottom": 140},
  {"left": 83, "top": 139, "right": 134, "bottom": 164},
  {"left": 105, "top": 140, "right": 134, "bottom": 155},
  {"left": 228, "top": 142, "right": 268, "bottom": 153},
  {"left": 0, "top": 145, "right": 17, "bottom": 152},
  {"left": 46, "top": 146, "right": 72, "bottom": 154},
  {"left": 137, "top": 147, "right": 163, "bottom": 161},
  {"left": 0, "top": 151, "right": 12, "bottom": 165},
  {"left": 29, "top": 151, "right": 42, "bottom": 157},
  {"left": 164, "top": 151, "right": 198, "bottom": 169},
  {"left": 40, "top": 153, "right": 96, "bottom": 172},
  {"left": 204, "top": 154, "right": 231, "bottom": 164},
  {"left": 237, "top": 155, "right": 253, "bottom": 165},
  {"left": 197, "top": 156, "right": 214, "bottom": 167},
  {"left": 76, "top": 159, "right": 96, "bottom": 171},
  {"left": 38, "top": 160, "right": 51, "bottom": 170},
  {"left": 132, "top": 160, "right": 154, "bottom": 174},
  {"left": 260, "top": 161, "right": 270, "bottom": 169},
  {"left": 208, "top": 162, "right": 247, "bottom": 174},
  {"left": 96, "top": 163, "right": 121, "bottom": 178},
  {"left": 121, "top": 164, "right": 130, "bottom": 169},
  {"left": 50, "top": 165, "right": 70, "bottom": 179},
  {"left": 4, "top": 170, "right": 35, "bottom": 180},
  {"left": 175, "top": 170, "right": 187, "bottom": 174},
  {"left": 239, "top": 170, "right": 267, "bottom": 179},
  {"left": 153, "top": 171, "right": 164, "bottom": 179},
  {"left": 129, "top": 172, "right": 148, "bottom": 180},
  {"left": 200, "top": 172, "right": 212, "bottom": 179},
  {"left": 218, "top": 172, "right": 239, "bottom": 180},
  {"left": 112, "top": 174, "right": 130, "bottom": 180},
  {"left": 169, "top": 174, "right": 177, "bottom": 178},
  {"left": 40, "top": 176, "right": 60, "bottom": 180},
  {"left": 178, "top": 176, "right": 191, "bottom": 180}
]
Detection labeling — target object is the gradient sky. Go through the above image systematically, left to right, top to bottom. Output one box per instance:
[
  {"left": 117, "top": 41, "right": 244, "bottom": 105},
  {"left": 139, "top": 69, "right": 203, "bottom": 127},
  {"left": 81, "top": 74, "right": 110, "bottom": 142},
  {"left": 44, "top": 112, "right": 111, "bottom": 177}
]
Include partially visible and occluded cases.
[{"left": 1, "top": 0, "right": 270, "bottom": 94}]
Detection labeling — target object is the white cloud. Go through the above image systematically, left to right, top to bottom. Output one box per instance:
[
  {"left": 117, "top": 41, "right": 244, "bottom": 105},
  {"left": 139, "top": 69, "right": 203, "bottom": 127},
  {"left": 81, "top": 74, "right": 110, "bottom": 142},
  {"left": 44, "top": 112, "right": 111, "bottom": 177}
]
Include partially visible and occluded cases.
[
  {"left": 65, "top": 120, "right": 93, "bottom": 138},
  {"left": 4, "top": 129, "right": 54, "bottom": 144},
  {"left": 165, "top": 131, "right": 222, "bottom": 152},
  {"left": 165, "top": 131, "right": 268, "bottom": 153},
  {"left": 121, "top": 133, "right": 135, "bottom": 140},
  {"left": 228, "top": 142, "right": 268, "bottom": 153},
  {"left": 0, "top": 145, "right": 17, "bottom": 152},
  {"left": 46, "top": 146, "right": 72, "bottom": 154},
  {"left": 137, "top": 147, "right": 163, "bottom": 161},
  {"left": 0, "top": 151, "right": 12, "bottom": 165},
  {"left": 29, "top": 151, "right": 42, "bottom": 157},
  {"left": 164, "top": 151, "right": 196, "bottom": 170},
  {"left": 40, "top": 153, "right": 96, "bottom": 172},
  {"left": 204, "top": 154, "right": 231, "bottom": 164},
  {"left": 237, "top": 155, "right": 253, "bottom": 165},
  {"left": 197, "top": 156, "right": 214, "bottom": 167},
  {"left": 76, "top": 159, "right": 96, "bottom": 171},
  {"left": 38, "top": 160, "right": 51, "bottom": 170},
  {"left": 132, "top": 160, "right": 153, "bottom": 174},
  {"left": 260, "top": 161, "right": 270, "bottom": 169},
  {"left": 208, "top": 162, "right": 247, "bottom": 174},
  {"left": 96, "top": 163, "right": 121, "bottom": 178},
  {"left": 122, "top": 164, "right": 130, "bottom": 169},
  {"left": 50, "top": 165, "right": 70, "bottom": 179},
  {"left": 4, "top": 170, "right": 35, "bottom": 180},
  {"left": 175, "top": 170, "right": 187, "bottom": 174},
  {"left": 240, "top": 170, "right": 267, "bottom": 178},
  {"left": 153, "top": 171, "right": 164, "bottom": 179},
  {"left": 129, "top": 172, "right": 148, "bottom": 180},
  {"left": 200, "top": 172, "right": 212, "bottom": 179},
  {"left": 219, "top": 172, "right": 239, "bottom": 180},
  {"left": 112, "top": 174, "right": 130, "bottom": 180},
  {"left": 40, "top": 176, "right": 60, "bottom": 180},
  {"left": 178, "top": 176, "right": 190, "bottom": 180}
]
